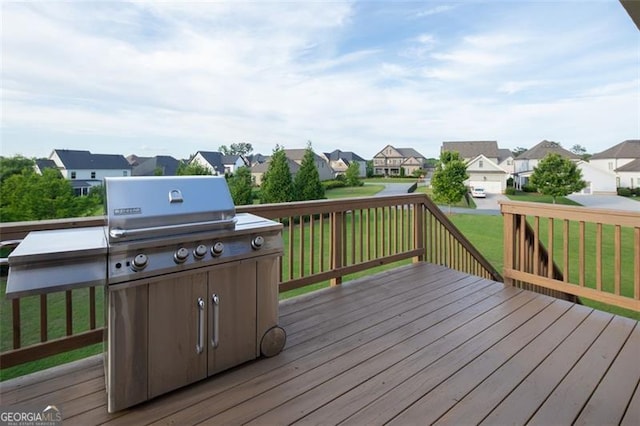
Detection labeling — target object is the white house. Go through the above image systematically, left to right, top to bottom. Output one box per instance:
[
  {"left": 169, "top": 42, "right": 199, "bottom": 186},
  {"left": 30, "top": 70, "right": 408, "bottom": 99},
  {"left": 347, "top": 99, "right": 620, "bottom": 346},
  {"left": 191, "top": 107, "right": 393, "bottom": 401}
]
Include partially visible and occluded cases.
[
  {"left": 513, "top": 140, "right": 580, "bottom": 189},
  {"left": 589, "top": 140, "right": 640, "bottom": 189},
  {"left": 441, "top": 141, "right": 514, "bottom": 193},
  {"left": 49, "top": 149, "right": 131, "bottom": 195},
  {"left": 190, "top": 151, "right": 246, "bottom": 175},
  {"left": 465, "top": 155, "right": 510, "bottom": 194},
  {"left": 615, "top": 158, "right": 640, "bottom": 189},
  {"left": 576, "top": 161, "right": 617, "bottom": 194}
]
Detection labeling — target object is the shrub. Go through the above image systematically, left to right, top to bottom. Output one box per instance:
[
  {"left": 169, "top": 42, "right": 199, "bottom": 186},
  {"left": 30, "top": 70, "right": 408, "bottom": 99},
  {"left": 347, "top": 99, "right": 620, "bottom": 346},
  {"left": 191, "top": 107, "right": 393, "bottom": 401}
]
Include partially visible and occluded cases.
[
  {"left": 506, "top": 177, "right": 514, "bottom": 188},
  {"left": 322, "top": 180, "right": 347, "bottom": 190},
  {"left": 407, "top": 182, "right": 417, "bottom": 193},
  {"left": 522, "top": 184, "right": 537, "bottom": 193},
  {"left": 505, "top": 187, "right": 516, "bottom": 195},
  {"left": 617, "top": 187, "right": 632, "bottom": 197},
  {"left": 634, "top": 187, "right": 640, "bottom": 196}
]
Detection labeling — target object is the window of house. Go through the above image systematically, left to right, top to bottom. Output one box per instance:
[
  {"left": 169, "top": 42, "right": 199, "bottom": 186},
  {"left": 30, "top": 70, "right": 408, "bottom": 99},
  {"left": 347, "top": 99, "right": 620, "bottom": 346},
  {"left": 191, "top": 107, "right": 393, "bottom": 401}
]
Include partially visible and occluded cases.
[
  {"left": 479, "top": 160, "right": 484, "bottom": 168},
  {"left": 507, "top": 160, "right": 512, "bottom": 165},
  {"left": 609, "top": 162, "right": 614, "bottom": 170},
  {"left": 71, "top": 171, "right": 76, "bottom": 179},
  {"left": 91, "top": 171, "right": 96, "bottom": 179},
  {"left": 123, "top": 171, "right": 128, "bottom": 176}
]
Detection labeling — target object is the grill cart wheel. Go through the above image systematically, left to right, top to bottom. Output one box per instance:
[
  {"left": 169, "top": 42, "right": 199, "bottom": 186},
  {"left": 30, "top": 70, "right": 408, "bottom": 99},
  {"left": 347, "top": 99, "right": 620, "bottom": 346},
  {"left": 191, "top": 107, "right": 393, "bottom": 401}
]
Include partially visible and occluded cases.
[{"left": 260, "top": 325, "right": 286, "bottom": 357}]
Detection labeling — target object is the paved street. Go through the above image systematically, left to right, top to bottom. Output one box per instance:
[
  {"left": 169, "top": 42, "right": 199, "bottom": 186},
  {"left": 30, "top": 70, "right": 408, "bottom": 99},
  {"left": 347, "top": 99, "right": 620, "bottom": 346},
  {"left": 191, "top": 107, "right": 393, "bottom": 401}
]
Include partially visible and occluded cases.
[{"left": 566, "top": 194, "right": 639, "bottom": 212}]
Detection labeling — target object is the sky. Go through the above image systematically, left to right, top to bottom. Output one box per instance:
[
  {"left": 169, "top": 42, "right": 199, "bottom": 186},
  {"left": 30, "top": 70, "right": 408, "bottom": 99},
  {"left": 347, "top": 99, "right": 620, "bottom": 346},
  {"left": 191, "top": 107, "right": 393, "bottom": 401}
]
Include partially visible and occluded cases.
[{"left": 1, "top": 0, "right": 638, "bottom": 161}]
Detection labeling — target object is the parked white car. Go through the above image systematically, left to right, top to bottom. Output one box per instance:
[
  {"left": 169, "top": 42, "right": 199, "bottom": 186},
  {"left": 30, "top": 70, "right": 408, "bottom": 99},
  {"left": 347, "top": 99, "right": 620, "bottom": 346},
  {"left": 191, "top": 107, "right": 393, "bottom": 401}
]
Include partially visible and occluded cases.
[{"left": 471, "top": 187, "right": 486, "bottom": 198}]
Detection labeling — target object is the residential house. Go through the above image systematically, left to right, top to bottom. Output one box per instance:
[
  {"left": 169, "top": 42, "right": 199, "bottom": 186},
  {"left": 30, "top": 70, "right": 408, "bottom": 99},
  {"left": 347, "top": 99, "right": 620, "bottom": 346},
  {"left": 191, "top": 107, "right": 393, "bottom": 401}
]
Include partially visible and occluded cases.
[
  {"left": 513, "top": 140, "right": 579, "bottom": 190},
  {"left": 589, "top": 140, "right": 640, "bottom": 189},
  {"left": 441, "top": 141, "right": 514, "bottom": 193},
  {"left": 373, "top": 145, "right": 426, "bottom": 177},
  {"left": 250, "top": 148, "right": 333, "bottom": 185},
  {"left": 49, "top": 149, "right": 131, "bottom": 196},
  {"left": 283, "top": 149, "right": 334, "bottom": 181},
  {"left": 322, "top": 149, "right": 367, "bottom": 178},
  {"left": 190, "top": 151, "right": 246, "bottom": 175},
  {"left": 126, "top": 154, "right": 151, "bottom": 167},
  {"left": 132, "top": 155, "right": 181, "bottom": 176},
  {"left": 250, "top": 158, "right": 300, "bottom": 186},
  {"left": 615, "top": 158, "right": 640, "bottom": 190},
  {"left": 34, "top": 159, "right": 58, "bottom": 175},
  {"left": 575, "top": 161, "right": 617, "bottom": 194}
]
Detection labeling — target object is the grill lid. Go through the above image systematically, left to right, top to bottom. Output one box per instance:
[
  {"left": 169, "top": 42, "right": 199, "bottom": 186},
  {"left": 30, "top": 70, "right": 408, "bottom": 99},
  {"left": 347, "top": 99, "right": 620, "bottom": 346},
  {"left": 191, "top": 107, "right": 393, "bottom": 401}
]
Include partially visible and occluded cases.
[{"left": 105, "top": 176, "right": 236, "bottom": 243}]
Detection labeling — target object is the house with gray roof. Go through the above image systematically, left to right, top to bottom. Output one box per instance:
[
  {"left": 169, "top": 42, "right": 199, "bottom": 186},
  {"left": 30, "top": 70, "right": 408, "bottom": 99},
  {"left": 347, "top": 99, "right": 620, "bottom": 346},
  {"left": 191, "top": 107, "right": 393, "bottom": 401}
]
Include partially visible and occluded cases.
[
  {"left": 589, "top": 140, "right": 640, "bottom": 189},
  {"left": 441, "top": 141, "right": 515, "bottom": 194},
  {"left": 513, "top": 141, "right": 579, "bottom": 190},
  {"left": 373, "top": 145, "right": 426, "bottom": 177},
  {"left": 249, "top": 148, "right": 334, "bottom": 185},
  {"left": 49, "top": 149, "right": 131, "bottom": 195},
  {"left": 322, "top": 149, "right": 367, "bottom": 178},
  {"left": 190, "top": 151, "right": 246, "bottom": 175},
  {"left": 133, "top": 155, "right": 181, "bottom": 176},
  {"left": 34, "top": 159, "right": 58, "bottom": 175}
]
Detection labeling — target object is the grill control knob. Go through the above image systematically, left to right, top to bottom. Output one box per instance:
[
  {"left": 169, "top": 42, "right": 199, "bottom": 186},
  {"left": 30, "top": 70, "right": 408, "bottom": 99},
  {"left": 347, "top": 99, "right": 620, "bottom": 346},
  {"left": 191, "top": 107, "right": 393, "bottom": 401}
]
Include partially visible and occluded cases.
[
  {"left": 251, "top": 236, "right": 265, "bottom": 250},
  {"left": 211, "top": 242, "right": 224, "bottom": 257},
  {"left": 194, "top": 244, "right": 208, "bottom": 259},
  {"left": 174, "top": 247, "right": 189, "bottom": 264},
  {"left": 131, "top": 254, "right": 148, "bottom": 271}
]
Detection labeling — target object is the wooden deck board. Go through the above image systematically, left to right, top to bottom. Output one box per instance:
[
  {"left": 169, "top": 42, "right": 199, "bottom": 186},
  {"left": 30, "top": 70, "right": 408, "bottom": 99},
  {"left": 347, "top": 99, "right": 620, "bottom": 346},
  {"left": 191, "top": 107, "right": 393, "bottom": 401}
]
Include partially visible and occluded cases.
[{"left": 1, "top": 262, "right": 638, "bottom": 426}]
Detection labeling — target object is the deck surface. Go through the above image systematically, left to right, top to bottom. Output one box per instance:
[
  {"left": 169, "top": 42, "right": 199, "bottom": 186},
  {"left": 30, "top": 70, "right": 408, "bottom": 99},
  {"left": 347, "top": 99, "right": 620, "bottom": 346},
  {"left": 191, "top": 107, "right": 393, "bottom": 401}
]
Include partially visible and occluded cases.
[{"left": 1, "top": 263, "right": 639, "bottom": 425}]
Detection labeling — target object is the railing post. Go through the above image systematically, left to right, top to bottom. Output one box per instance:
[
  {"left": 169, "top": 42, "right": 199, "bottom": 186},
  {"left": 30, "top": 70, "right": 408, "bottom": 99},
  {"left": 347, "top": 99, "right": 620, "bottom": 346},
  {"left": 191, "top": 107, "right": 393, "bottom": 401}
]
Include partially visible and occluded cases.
[
  {"left": 413, "top": 202, "right": 424, "bottom": 263},
  {"left": 330, "top": 211, "right": 343, "bottom": 286},
  {"left": 503, "top": 212, "right": 516, "bottom": 287}
]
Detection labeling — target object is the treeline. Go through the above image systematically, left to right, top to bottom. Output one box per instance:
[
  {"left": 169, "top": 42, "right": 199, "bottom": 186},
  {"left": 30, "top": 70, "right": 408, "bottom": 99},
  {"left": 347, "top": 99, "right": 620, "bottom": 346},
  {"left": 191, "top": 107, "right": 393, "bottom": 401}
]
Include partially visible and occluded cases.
[{"left": 0, "top": 156, "right": 103, "bottom": 222}]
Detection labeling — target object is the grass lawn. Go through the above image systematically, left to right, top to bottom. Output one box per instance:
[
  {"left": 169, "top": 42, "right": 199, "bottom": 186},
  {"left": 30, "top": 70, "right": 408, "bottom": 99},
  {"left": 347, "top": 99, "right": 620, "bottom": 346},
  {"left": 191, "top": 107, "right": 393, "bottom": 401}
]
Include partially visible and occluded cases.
[
  {"left": 363, "top": 177, "right": 420, "bottom": 184},
  {"left": 324, "top": 184, "right": 384, "bottom": 199},
  {"left": 414, "top": 186, "right": 476, "bottom": 209},
  {"left": 506, "top": 191, "right": 581, "bottom": 205}
]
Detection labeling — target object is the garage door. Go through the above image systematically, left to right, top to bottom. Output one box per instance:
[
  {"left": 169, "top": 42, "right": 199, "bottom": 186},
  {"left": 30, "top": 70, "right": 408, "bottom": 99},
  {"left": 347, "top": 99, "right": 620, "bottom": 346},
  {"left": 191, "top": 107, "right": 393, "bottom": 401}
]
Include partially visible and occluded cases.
[{"left": 469, "top": 181, "right": 502, "bottom": 194}]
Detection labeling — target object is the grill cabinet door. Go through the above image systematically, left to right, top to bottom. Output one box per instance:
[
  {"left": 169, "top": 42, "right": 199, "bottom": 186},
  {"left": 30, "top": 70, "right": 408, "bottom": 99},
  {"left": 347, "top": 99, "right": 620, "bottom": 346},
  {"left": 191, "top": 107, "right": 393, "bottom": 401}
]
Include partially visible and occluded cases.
[
  {"left": 208, "top": 259, "right": 257, "bottom": 376},
  {"left": 148, "top": 271, "right": 208, "bottom": 398}
]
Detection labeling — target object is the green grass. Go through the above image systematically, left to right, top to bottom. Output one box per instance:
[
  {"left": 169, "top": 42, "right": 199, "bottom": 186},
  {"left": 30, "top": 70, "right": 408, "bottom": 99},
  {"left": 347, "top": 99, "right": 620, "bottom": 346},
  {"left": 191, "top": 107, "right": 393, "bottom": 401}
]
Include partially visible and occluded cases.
[
  {"left": 363, "top": 177, "right": 420, "bottom": 184},
  {"left": 324, "top": 184, "right": 384, "bottom": 199},
  {"left": 414, "top": 186, "right": 476, "bottom": 209},
  {"left": 506, "top": 191, "right": 581, "bottom": 205},
  {"left": 3, "top": 209, "right": 637, "bottom": 380}
]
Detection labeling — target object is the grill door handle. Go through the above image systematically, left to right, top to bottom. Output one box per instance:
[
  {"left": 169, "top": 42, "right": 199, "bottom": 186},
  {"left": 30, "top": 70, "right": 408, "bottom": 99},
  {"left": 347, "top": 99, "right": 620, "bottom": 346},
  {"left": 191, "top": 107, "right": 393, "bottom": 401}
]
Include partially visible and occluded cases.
[
  {"left": 211, "top": 294, "right": 219, "bottom": 349},
  {"left": 196, "top": 297, "right": 205, "bottom": 354}
]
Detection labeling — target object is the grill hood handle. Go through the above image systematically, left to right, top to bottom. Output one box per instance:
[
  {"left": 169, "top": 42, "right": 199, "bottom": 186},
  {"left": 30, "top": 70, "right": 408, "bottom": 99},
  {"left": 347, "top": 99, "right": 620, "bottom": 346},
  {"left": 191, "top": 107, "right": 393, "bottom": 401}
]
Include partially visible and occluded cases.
[
  {"left": 109, "top": 218, "right": 237, "bottom": 240},
  {"left": 0, "top": 239, "right": 23, "bottom": 266}
]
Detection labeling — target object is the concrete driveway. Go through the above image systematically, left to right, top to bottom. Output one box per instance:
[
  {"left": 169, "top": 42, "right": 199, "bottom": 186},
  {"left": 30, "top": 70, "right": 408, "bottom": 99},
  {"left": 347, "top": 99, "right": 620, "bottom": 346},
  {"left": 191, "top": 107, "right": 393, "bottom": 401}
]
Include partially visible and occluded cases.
[
  {"left": 370, "top": 182, "right": 415, "bottom": 196},
  {"left": 471, "top": 193, "right": 509, "bottom": 211},
  {"left": 566, "top": 194, "right": 639, "bottom": 212}
]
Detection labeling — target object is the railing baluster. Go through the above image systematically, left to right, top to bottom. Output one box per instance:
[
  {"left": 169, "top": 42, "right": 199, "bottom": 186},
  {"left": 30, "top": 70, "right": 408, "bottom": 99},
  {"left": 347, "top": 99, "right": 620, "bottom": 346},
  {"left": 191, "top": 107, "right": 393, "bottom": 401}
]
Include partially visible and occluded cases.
[
  {"left": 351, "top": 210, "right": 356, "bottom": 265},
  {"left": 320, "top": 213, "right": 325, "bottom": 272},
  {"left": 299, "top": 215, "right": 305, "bottom": 279},
  {"left": 288, "top": 217, "right": 294, "bottom": 281},
  {"left": 548, "top": 218, "right": 555, "bottom": 279},
  {"left": 563, "top": 219, "right": 569, "bottom": 283},
  {"left": 579, "top": 221, "right": 585, "bottom": 287},
  {"left": 596, "top": 223, "right": 602, "bottom": 291},
  {"left": 615, "top": 225, "right": 621, "bottom": 295},
  {"left": 635, "top": 227, "right": 639, "bottom": 300},
  {"left": 89, "top": 287, "right": 96, "bottom": 330},
  {"left": 65, "top": 290, "right": 73, "bottom": 336},
  {"left": 40, "top": 294, "right": 48, "bottom": 342},
  {"left": 12, "top": 299, "right": 21, "bottom": 349}
]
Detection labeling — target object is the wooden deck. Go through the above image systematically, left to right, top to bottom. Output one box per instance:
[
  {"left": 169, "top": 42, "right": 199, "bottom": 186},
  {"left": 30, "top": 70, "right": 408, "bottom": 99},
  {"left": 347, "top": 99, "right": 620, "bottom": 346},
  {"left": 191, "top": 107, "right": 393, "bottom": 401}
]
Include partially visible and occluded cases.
[{"left": 1, "top": 262, "right": 639, "bottom": 425}]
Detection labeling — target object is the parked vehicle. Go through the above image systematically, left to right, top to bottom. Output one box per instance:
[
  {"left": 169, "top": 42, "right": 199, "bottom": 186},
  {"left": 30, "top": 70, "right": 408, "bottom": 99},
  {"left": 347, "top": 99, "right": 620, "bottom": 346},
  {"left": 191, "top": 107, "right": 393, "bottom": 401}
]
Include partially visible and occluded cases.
[{"left": 471, "top": 187, "right": 486, "bottom": 198}]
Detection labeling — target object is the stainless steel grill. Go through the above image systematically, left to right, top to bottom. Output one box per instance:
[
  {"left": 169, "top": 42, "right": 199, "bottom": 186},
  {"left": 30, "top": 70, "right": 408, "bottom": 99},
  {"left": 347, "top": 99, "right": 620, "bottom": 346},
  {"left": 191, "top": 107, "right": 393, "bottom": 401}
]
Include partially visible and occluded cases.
[{"left": 5, "top": 176, "right": 285, "bottom": 413}]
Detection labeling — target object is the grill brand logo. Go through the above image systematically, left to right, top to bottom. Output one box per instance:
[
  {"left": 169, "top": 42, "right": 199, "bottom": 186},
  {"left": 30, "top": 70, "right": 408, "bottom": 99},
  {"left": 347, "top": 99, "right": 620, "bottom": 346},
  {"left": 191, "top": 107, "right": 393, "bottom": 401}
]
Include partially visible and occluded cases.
[
  {"left": 113, "top": 207, "right": 142, "bottom": 216},
  {"left": 1, "top": 404, "right": 62, "bottom": 426}
]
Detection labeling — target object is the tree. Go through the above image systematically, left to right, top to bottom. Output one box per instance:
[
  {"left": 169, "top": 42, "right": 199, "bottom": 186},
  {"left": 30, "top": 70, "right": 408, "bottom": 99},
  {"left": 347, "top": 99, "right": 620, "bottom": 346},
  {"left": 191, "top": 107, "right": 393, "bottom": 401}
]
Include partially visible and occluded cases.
[
  {"left": 219, "top": 143, "right": 253, "bottom": 156},
  {"left": 293, "top": 143, "right": 325, "bottom": 201},
  {"left": 570, "top": 144, "right": 591, "bottom": 160},
  {"left": 260, "top": 146, "right": 294, "bottom": 204},
  {"left": 512, "top": 147, "right": 528, "bottom": 157},
  {"left": 431, "top": 151, "right": 469, "bottom": 214},
  {"left": 529, "top": 153, "right": 586, "bottom": 203},
  {"left": 0, "top": 155, "right": 35, "bottom": 182},
  {"left": 365, "top": 160, "right": 374, "bottom": 178},
  {"left": 345, "top": 161, "right": 362, "bottom": 187},
  {"left": 176, "top": 162, "right": 212, "bottom": 175},
  {"left": 227, "top": 167, "right": 253, "bottom": 205},
  {"left": 0, "top": 168, "right": 101, "bottom": 221}
]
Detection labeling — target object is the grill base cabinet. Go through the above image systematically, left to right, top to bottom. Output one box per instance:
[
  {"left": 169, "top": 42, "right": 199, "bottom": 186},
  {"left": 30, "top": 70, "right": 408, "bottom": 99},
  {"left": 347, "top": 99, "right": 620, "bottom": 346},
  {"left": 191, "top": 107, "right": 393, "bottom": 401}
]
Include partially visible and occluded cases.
[{"left": 106, "top": 255, "right": 282, "bottom": 413}]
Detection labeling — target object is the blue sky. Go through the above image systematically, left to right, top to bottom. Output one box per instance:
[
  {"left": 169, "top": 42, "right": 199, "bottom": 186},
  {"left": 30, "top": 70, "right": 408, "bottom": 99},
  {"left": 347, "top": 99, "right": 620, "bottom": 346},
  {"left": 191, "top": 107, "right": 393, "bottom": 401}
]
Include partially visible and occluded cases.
[{"left": 1, "top": 1, "right": 638, "bottom": 161}]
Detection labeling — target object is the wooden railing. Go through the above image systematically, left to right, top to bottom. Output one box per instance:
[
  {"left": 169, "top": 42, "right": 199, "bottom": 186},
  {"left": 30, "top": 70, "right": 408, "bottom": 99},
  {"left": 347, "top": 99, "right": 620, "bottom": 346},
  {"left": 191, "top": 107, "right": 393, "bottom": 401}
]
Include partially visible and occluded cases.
[
  {"left": 0, "top": 194, "right": 500, "bottom": 371},
  {"left": 501, "top": 201, "right": 640, "bottom": 312}
]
